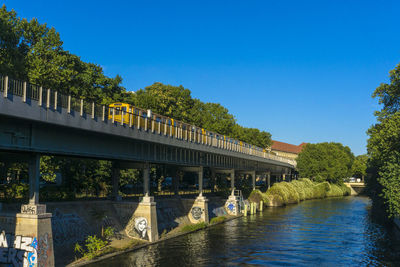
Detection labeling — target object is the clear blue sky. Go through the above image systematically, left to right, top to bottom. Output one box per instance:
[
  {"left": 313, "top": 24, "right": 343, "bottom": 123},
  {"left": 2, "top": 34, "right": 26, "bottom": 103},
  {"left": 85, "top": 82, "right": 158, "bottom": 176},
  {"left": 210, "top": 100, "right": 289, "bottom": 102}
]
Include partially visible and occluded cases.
[{"left": 4, "top": 0, "right": 400, "bottom": 155}]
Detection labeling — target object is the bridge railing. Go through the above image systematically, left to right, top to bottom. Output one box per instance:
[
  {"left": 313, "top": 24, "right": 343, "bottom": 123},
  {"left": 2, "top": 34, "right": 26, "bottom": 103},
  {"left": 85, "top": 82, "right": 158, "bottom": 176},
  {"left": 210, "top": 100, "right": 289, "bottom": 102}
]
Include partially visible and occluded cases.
[{"left": 0, "top": 75, "right": 296, "bottom": 167}]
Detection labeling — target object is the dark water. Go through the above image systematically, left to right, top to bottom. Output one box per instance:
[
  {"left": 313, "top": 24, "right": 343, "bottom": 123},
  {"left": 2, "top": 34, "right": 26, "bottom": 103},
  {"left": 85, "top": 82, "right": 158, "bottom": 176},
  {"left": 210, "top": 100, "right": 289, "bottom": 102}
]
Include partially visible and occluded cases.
[{"left": 93, "top": 197, "right": 400, "bottom": 266}]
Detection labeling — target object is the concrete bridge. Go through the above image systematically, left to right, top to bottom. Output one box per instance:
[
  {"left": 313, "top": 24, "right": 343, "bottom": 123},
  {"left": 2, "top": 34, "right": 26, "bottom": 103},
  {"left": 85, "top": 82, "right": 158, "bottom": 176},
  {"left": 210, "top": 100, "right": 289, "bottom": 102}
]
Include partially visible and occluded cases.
[
  {"left": 0, "top": 75, "right": 296, "bottom": 266},
  {"left": 344, "top": 182, "right": 366, "bottom": 195}
]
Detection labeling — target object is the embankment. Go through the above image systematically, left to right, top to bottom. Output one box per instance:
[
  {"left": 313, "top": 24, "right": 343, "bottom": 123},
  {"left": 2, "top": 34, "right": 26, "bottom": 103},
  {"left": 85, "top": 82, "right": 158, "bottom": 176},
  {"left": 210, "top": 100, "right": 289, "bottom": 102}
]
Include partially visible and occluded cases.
[{"left": 249, "top": 178, "right": 351, "bottom": 207}]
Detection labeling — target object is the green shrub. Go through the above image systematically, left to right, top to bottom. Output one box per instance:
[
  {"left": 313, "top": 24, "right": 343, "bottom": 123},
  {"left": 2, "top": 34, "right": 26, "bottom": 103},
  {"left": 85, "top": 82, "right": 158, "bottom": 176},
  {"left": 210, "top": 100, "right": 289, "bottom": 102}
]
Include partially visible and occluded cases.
[
  {"left": 262, "top": 178, "right": 350, "bottom": 207},
  {"left": 291, "top": 180, "right": 306, "bottom": 201},
  {"left": 284, "top": 182, "right": 300, "bottom": 204},
  {"left": 312, "top": 182, "right": 330, "bottom": 199},
  {"left": 268, "top": 183, "right": 290, "bottom": 204},
  {"left": 339, "top": 184, "right": 351, "bottom": 196},
  {"left": 248, "top": 189, "right": 263, "bottom": 203},
  {"left": 210, "top": 216, "right": 226, "bottom": 224},
  {"left": 180, "top": 222, "right": 207, "bottom": 233},
  {"left": 104, "top": 226, "right": 115, "bottom": 241},
  {"left": 84, "top": 235, "right": 108, "bottom": 259}
]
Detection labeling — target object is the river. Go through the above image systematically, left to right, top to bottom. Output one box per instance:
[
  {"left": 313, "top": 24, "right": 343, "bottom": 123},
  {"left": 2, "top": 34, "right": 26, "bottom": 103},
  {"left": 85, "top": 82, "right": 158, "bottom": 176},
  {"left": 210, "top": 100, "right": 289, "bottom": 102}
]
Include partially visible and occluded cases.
[{"left": 91, "top": 197, "right": 400, "bottom": 266}]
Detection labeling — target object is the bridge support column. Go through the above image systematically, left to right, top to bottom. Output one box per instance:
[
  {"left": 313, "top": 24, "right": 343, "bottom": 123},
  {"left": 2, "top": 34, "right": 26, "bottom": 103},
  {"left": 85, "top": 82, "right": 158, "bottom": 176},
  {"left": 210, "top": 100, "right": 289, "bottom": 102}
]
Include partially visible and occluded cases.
[
  {"left": 14, "top": 154, "right": 55, "bottom": 267},
  {"left": 112, "top": 162, "right": 122, "bottom": 201},
  {"left": 134, "top": 162, "right": 159, "bottom": 242},
  {"left": 177, "top": 166, "right": 210, "bottom": 224},
  {"left": 210, "top": 168, "right": 216, "bottom": 193},
  {"left": 225, "top": 169, "right": 240, "bottom": 215},
  {"left": 230, "top": 169, "right": 235, "bottom": 196},
  {"left": 173, "top": 170, "right": 181, "bottom": 197},
  {"left": 251, "top": 170, "right": 256, "bottom": 191},
  {"left": 267, "top": 171, "right": 271, "bottom": 189}
]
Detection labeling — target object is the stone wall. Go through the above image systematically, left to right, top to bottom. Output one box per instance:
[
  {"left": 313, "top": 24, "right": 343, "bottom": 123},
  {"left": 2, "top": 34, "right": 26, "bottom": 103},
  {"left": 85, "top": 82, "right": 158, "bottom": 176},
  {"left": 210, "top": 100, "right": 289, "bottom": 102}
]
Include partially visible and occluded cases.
[{"left": 0, "top": 197, "right": 227, "bottom": 266}]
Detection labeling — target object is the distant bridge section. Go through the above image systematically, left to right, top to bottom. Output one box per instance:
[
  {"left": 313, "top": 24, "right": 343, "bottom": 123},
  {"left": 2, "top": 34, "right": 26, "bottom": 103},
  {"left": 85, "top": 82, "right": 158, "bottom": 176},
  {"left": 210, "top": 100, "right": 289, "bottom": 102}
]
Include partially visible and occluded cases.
[{"left": 344, "top": 182, "right": 365, "bottom": 195}]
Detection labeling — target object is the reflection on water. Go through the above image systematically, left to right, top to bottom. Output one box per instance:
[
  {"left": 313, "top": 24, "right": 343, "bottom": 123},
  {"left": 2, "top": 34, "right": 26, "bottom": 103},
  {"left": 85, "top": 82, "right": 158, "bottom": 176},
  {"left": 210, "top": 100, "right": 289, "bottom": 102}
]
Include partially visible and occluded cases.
[{"left": 91, "top": 197, "right": 400, "bottom": 266}]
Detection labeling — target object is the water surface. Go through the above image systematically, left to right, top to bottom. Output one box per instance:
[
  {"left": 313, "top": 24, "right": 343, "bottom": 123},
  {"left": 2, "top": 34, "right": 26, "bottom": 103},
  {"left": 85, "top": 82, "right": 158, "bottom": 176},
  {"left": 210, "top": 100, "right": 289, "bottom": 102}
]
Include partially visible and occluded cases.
[{"left": 92, "top": 197, "right": 400, "bottom": 266}]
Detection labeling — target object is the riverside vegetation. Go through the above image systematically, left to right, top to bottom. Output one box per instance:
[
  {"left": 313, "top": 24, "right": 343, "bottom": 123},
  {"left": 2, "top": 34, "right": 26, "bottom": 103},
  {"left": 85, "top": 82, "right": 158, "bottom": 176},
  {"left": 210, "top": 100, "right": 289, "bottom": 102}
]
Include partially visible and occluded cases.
[{"left": 249, "top": 178, "right": 351, "bottom": 207}]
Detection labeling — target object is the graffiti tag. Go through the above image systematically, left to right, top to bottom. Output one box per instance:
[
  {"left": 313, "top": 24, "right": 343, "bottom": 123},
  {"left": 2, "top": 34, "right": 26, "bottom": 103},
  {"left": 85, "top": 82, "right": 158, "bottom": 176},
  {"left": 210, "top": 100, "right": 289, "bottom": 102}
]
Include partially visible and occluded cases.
[{"left": 0, "top": 230, "right": 38, "bottom": 267}]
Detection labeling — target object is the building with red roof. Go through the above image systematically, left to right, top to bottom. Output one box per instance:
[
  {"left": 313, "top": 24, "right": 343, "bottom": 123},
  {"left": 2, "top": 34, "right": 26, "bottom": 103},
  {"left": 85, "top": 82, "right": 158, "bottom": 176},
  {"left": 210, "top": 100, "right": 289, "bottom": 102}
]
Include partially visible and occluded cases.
[{"left": 268, "top": 140, "right": 307, "bottom": 160}]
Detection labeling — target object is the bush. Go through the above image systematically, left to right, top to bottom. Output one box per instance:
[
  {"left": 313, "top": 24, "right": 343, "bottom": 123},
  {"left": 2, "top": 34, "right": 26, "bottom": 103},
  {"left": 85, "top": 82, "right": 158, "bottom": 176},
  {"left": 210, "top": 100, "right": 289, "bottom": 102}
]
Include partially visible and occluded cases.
[
  {"left": 262, "top": 179, "right": 348, "bottom": 207},
  {"left": 312, "top": 182, "right": 330, "bottom": 199},
  {"left": 210, "top": 216, "right": 226, "bottom": 224},
  {"left": 180, "top": 222, "right": 207, "bottom": 233},
  {"left": 104, "top": 227, "right": 115, "bottom": 241},
  {"left": 84, "top": 235, "right": 108, "bottom": 259}
]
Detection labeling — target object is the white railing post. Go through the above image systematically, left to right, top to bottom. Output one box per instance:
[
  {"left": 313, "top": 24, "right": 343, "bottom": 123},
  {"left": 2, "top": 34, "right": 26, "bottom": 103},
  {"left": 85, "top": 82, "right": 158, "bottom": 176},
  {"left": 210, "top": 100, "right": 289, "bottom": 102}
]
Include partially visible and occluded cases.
[
  {"left": 3, "top": 76, "right": 8, "bottom": 98},
  {"left": 22, "top": 81, "right": 27, "bottom": 102},
  {"left": 39, "top": 86, "right": 43, "bottom": 106},
  {"left": 46, "top": 89, "right": 50, "bottom": 108},
  {"left": 54, "top": 91, "right": 58, "bottom": 110},
  {"left": 67, "top": 95, "right": 71, "bottom": 113},
  {"left": 80, "top": 99, "right": 83, "bottom": 116},
  {"left": 91, "top": 102, "right": 95, "bottom": 119},
  {"left": 102, "top": 105, "right": 105, "bottom": 121},
  {"left": 112, "top": 108, "right": 115, "bottom": 123},
  {"left": 121, "top": 110, "right": 124, "bottom": 125},
  {"left": 137, "top": 112, "right": 141, "bottom": 129},
  {"left": 129, "top": 113, "right": 132, "bottom": 127},
  {"left": 145, "top": 117, "right": 148, "bottom": 131},
  {"left": 152, "top": 117, "right": 155, "bottom": 133},
  {"left": 158, "top": 121, "right": 161, "bottom": 134}
]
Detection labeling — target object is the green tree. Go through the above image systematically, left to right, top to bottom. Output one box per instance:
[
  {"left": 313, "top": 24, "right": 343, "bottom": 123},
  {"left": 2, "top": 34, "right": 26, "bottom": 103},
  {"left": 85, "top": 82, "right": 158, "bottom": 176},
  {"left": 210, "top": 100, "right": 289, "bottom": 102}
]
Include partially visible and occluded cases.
[
  {"left": 0, "top": 5, "right": 27, "bottom": 79},
  {"left": 367, "top": 63, "right": 400, "bottom": 218},
  {"left": 135, "top": 82, "right": 194, "bottom": 122},
  {"left": 190, "top": 100, "right": 235, "bottom": 135},
  {"left": 297, "top": 142, "right": 354, "bottom": 184},
  {"left": 351, "top": 155, "right": 368, "bottom": 181}
]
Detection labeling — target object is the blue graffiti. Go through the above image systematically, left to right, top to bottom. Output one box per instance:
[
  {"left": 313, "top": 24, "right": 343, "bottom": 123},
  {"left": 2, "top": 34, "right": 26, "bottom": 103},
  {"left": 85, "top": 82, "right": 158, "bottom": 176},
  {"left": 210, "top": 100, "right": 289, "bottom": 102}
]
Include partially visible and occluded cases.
[
  {"left": 227, "top": 203, "right": 234, "bottom": 211},
  {"left": 27, "top": 237, "right": 37, "bottom": 267}
]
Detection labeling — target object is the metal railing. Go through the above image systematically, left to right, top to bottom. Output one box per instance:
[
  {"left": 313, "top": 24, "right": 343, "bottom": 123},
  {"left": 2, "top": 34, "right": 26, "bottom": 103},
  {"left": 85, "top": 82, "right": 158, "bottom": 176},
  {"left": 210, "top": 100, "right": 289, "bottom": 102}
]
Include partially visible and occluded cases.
[{"left": 0, "top": 74, "right": 296, "bottom": 166}]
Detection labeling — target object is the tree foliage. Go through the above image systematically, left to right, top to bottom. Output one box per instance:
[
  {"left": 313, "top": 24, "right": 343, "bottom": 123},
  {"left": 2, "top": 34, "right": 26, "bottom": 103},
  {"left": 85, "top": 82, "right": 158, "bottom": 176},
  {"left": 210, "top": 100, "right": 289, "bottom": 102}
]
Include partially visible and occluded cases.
[
  {"left": 367, "top": 64, "right": 400, "bottom": 217},
  {"left": 297, "top": 142, "right": 354, "bottom": 184},
  {"left": 351, "top": 154, "right": 368, "bottom": 179}
]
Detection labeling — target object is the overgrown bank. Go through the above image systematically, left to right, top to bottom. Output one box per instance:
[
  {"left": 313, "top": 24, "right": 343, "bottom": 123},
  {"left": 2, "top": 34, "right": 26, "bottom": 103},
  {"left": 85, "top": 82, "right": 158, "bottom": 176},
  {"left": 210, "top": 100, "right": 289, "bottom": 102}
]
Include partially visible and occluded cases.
[{"left": 249, "top": 179, "right": 351, "bottom": 207}]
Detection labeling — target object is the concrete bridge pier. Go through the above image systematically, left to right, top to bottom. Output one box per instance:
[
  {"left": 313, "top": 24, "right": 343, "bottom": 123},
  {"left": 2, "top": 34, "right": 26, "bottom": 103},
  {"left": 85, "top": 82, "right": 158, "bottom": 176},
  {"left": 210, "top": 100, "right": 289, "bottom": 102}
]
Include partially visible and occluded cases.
[
  {"left": 15, "top": 153, "right": 55, "bottom": 267},
  {"left": 111, "top": 162, "right": 122, "bottom": 201},
  {"left": 134, "top": 162, "right": 158, "bottom": 242},
  {"left": 181, "top": 166, "right": 209, "bottom": 224},
  {"left": 225, "top": 169, "right": 240, "bottom": 216},
  {"left": 251, "top": 171, "right": 256, "bottom": 191},
  {"left": 267, "top": 171, "right": 271, "bottom": 189}
]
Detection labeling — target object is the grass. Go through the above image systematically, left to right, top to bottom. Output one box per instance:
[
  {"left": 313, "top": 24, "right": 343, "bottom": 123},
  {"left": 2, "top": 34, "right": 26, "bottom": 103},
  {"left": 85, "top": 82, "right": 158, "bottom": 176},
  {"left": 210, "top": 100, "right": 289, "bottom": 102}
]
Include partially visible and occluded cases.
[
  {"left": 249, "top": 178, "right": 351, "bottom": 207},
  {"left": 210, "top": 216, "right": 226, "bottom": 224},
  {"left": 180, "top": 222, "right": 207, "bottom": 233}
]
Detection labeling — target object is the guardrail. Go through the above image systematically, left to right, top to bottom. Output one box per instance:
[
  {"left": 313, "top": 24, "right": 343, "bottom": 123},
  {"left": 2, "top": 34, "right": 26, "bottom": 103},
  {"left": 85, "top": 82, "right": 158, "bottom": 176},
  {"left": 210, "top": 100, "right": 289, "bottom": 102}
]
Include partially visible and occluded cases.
[{"left": 0, "top": 75, "right": 296, "bottom": 167}]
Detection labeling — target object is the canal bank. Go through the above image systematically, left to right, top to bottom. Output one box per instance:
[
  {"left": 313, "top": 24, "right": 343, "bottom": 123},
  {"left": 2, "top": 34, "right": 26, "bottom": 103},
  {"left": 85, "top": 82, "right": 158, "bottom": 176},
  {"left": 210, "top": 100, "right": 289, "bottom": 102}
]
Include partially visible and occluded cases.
[
  {"left": 68, "top": 179, "right": 352, "bottom": 266},
  {"left": 88, "top": 197, "right": 400, "bottom": 266}
]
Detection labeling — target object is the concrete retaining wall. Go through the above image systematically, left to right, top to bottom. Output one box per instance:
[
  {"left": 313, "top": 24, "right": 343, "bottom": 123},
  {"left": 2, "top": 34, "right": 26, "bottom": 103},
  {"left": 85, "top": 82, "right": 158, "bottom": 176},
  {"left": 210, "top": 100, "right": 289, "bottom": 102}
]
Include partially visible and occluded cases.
[{"left": 0, "top": 197, "right": 227, "bottom": 266}]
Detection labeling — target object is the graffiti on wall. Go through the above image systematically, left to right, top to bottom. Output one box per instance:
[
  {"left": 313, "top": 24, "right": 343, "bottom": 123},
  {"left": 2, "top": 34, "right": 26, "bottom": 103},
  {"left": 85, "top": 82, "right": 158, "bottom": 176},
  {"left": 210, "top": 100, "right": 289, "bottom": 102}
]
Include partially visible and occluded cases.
[
  {"left": 225, "top": 201, "right": 236, "bottom": 214},
  {"left": 190, "top": 207, "right": 203, "bottom": 220},
  {"left": 51, "top": 209, "right": 90, "bottom": 247},
  {"left": 125, "top": 217, "right": 149, "bottom": 241},
  {"left": 0, "top": 230, "right": 38, "bottom": 267},
  {"left": 37, "top": 233, "right": 51, "bottom": 267}
]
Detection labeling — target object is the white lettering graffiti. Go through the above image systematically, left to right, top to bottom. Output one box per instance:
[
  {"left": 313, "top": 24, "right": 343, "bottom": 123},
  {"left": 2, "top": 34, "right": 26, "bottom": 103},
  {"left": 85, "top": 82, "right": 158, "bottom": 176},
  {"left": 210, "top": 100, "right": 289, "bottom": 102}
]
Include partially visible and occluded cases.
[{"left": 0, "top": 230, "right": 38, "bottom": 267}]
